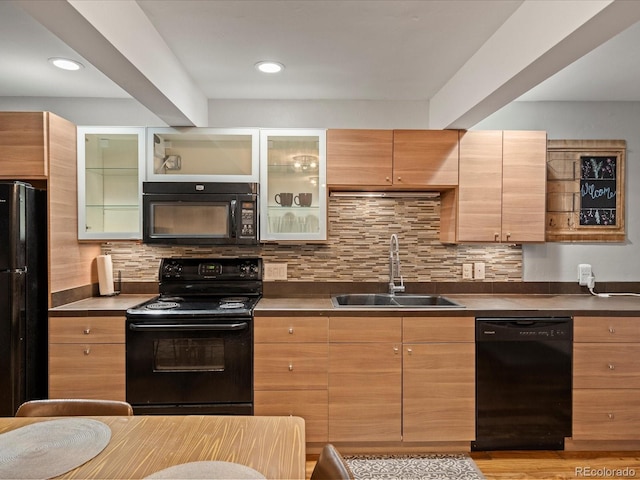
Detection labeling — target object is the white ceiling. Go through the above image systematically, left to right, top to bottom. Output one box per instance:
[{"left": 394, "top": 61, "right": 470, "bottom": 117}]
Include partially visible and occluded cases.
[{"left": 2, "top": 0, "right": 640, "bottom": 126}]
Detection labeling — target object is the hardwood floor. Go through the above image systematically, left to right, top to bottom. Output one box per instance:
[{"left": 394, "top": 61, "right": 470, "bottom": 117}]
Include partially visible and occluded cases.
[{"left": 306, "top": 451, "right": 640, "bottom": 479}]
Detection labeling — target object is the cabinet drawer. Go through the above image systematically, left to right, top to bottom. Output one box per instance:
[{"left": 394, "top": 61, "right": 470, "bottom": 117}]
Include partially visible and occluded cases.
[
  {"left": 49, "top": 316, "right": 125, "bottom": 343},
  {"left": 254, "top": 316, "right": 328, "bottom": 343},
  {"left": 329, "top": 316, "right": 401, "bottom": 343},
  {"left": 574, "top": 316, "right": 640, "bottom": 343},
  {"left": 403, "top": 317, "right": 475, "bottom": 343},
  {"left": 48, "top": 343, "right": 125, "bottom": 400},
  {"left": 254, "top": 344, "right": 328, "bottom": 390},
  {"left": 574, "top": 344, "right": 640, "bottom": 388},
  {"left": 573, "top": 389, "right": 640, "bottom": 440},
  {"left": 254, "top": 390, "right": 328, "bottom": 443}
]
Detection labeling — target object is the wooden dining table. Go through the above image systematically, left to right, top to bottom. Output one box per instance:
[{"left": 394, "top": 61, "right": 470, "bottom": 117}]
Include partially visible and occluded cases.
[{"left": 0, "top": 415, "right": 306, "bottom": 480}]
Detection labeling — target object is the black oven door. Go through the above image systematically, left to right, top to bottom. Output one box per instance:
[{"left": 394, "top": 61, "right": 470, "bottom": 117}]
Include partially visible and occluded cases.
[{"left": 125, "top": 318, "right": 253, "bottom": 415}]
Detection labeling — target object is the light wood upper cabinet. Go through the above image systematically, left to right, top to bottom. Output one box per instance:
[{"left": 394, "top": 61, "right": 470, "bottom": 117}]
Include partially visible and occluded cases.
[
  {"left": 0, "top": 112, "right": 49, "bottom": 178},
  {"left": 326, "top": 129, "right": 458, "bottom": 188},
  {"left": 326, "top": 129, "right": 393, "bottom": 185},
  {"left": 393, "top": 129, "right": 458, "bottom": 187},
  {"left": 441, "top": 130, "right": 546, "bottom": 243},
  {"left": 502, "top": 130, "right": 547, "bottom": 242}
]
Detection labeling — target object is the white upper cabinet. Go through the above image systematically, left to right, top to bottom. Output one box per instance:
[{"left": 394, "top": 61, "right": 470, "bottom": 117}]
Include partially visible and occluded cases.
[
  {"left": 77, "top": 127, "right": 145, "bottom": 240},
  {"left": 146, "top": 128, "right": 259, "bottom": 182},
  {"left": 259, "top": 129, "right": 327, "bottom": 242}
]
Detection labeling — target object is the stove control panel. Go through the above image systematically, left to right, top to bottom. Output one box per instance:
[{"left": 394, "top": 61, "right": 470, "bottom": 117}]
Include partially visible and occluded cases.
[{"left": 159, "top": 258, "right": 262, "bottom": 281}]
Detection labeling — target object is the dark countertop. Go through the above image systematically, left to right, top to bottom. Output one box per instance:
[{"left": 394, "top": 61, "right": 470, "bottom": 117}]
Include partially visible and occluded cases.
[
  {"left": 48, "top": 293, "right": 640, "bottom": 317},
  {"left": 48, "top": 294, "right": 154, "bottom": 316},
  {"left": 255, "top": 294, "right": 640, "bottom": 317}
]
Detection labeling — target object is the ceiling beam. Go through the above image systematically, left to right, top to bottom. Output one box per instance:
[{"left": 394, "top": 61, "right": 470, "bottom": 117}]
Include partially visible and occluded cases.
[
  {"left": 17, "top": 0, "right": 208, "bottom": 127},
  {"left": 429, "top": 0, "right": 640, "bottom": 130}
]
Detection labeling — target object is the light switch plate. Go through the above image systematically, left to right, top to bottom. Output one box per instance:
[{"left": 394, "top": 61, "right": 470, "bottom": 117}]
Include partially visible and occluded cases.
[
  {"left": 264, "top": 262, "right": 288, "bottom": 281},
  {"left": 462, "top": 264, "right": 473, "bottom": 280}
]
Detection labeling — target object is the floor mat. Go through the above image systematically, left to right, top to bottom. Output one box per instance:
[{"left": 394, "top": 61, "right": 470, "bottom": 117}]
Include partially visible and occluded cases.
[{"left": 344, "top": 453, "right": 486, "bottom": 480}]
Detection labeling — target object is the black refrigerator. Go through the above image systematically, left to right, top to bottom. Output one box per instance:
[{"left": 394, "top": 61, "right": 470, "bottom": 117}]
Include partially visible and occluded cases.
[{"left": 0, "top": 181, "right": 48, "bottom": 416}]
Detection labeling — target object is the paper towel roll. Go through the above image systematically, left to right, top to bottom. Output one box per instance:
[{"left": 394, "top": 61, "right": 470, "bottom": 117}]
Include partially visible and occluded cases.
[{"left": 97, "top": 254, "right": 115, "bottom": 296}]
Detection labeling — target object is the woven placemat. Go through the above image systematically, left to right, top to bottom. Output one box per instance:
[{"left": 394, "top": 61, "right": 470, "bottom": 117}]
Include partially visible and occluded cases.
[
  {"left": 0, "top": 418, "right": 111, "bottom": 479},
  {"left": 145, "top": 461, "right": 266, "bottom": 479}
]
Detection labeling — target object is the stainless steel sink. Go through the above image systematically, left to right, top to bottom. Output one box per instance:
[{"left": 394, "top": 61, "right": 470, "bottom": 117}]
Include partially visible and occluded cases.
[{"left": 331, "top": 293, "right": 463, "bottom": 308}]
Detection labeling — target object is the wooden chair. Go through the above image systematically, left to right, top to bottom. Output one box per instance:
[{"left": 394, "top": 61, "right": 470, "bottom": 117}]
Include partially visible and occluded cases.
[
  {"left": 15, "top": 399, "right": 134, "bottom": 417},
  {"left": 310, "top": 444, "right": 354, "bottom": 480}
]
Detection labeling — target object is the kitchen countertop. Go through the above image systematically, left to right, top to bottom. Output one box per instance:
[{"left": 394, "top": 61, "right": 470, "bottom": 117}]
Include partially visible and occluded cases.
[
  {"left": 48, "top": 293, "right": 640, "bottom": 316},
  {"left": 255, "top": 293, "right": 640, "bottom": 316},
  {"left": 49, "top": 294, "right": 154, "bottom": 316}
]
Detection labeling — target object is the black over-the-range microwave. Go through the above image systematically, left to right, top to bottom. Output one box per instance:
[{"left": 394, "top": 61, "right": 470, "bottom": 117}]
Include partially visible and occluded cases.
[{"left": 142, "top": 182, "right": 259, "bottom": 245}]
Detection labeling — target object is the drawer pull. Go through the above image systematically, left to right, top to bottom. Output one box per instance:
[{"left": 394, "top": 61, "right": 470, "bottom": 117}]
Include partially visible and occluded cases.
[
  {"left": 609, "top": 327, "right": 616, "bottom": 334},
  {"left": 83, "top": 328, "right": 91, "bottom": 335},
  {"left": 288, "top": 328, "right": 294, "bottom": 334},
  {"left": 394, "top": 346, "right": 400, "bottom": 354},
  {"left": 83, "top": 348, "right": 91, "bottom": 355},
  {"left": 288, "top": 364, "right": 293, "bottom": 371},
  {"left": 608, "top": 364, "right": 616, "bottom": 370},
  {"left": 608, "top": 413, "right": 615, "bottom": 420}
]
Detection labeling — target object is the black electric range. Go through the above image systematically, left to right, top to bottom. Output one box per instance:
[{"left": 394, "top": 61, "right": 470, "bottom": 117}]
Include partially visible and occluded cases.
[{"left": 125, "top": 257, "right": 262, "bottom": 415}]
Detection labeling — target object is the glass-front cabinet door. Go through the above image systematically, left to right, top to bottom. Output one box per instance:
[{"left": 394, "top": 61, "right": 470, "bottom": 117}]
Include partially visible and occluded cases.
[
  {"left": 77, "top": 127, "right": 145, "bottom": 240},
  {"left": 147, "top": 128, "right": 259, "bottom": 182},
  {"left": 260, "top": 129, "right": 327, "bottom": 241}
]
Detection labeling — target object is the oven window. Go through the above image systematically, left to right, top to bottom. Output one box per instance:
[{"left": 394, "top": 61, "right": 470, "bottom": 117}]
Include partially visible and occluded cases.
[
  {"left": 152, "top": 203, "right": 229, "bottom": 236},
  {"left": 153, "top": 338, "right": 225, "bottom": 372}
]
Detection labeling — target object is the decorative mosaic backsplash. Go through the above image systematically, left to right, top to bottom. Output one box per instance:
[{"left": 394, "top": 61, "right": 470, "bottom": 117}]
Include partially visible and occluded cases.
[{"left": 102, "top": 197, "right": 522, "bottom": 283}]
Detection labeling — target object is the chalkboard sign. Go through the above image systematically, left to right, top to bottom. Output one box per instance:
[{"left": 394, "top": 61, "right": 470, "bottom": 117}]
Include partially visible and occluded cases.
[{"left": 579, "top": 155, "right": 617, "bottom": 226}]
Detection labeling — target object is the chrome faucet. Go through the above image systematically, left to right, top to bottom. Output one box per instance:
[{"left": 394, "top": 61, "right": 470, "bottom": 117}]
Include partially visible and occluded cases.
[{"left": 388, "top": 234, "right": 405, "bottom": 295}]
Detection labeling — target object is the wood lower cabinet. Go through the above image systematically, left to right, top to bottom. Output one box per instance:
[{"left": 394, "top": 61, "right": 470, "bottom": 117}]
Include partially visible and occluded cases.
[
  {"left": 48, "top": 316, "right": 125, "bottom": 400},
  {"left": 253, "top": 316, "right": 329, "bottom": 442},
  {"left": 572, "top": 316, "right": 640, "bottom": 442},
  {"left": 328, "top": 317, "right": 402, "bottom": 442},
  {"left": 402, "top": 317, "right": 475, "bottom": 442}
]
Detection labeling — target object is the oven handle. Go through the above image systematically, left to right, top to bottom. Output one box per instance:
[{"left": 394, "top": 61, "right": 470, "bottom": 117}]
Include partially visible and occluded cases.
[{"left": 128, "top": 322, "right": 249, "bottom": 332}]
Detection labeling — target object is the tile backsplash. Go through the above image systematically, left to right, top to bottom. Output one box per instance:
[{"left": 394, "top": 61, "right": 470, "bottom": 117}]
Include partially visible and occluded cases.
[{"left": 103, "top": 196, "right": 522, "bottom": 283}]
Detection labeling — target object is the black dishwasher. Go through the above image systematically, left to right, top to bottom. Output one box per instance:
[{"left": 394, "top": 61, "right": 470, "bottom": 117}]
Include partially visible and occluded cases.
[{"left": 472, "top": 317, "right": 572, "bottom": 451}]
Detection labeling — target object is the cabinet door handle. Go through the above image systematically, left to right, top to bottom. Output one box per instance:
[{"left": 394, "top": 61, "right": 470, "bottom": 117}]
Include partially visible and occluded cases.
[
  {"left": 385, "top": 176, "right": 391, "bottom": 183},
  {"left": 397, "top": 176, "right": 402, "bottom": 182},
  {"left": 494, "top": 233, "right": 500, "bottom": 242},
  {"left": 505, "top": 233, "right": 511, "bottom": 241},
  {"left": 288, "top": 327, "right": 294, "bottom": 334},
  {"left": 609, "top": 327, "right": 616, "bottom": 334},
  {"left": 83, "top": 328, "right": 91, "bottom": 335},
  {"left": 393, "top": 346, "right": 399, "bottom": 354},
  {"left": 83, "top": 348, "right": 91, "bottom": 355},
  {"left": 406, "top": 348, "right": 412, "bottom": 355},
  {"left": 288, "top": 364, "right": 293, "bottom": 371},
  {"left": 608, "top": 364, "right": 616, "bottom": 370},
  {"left": 608, "top": 413, "right": 615, "bottom": 420}
]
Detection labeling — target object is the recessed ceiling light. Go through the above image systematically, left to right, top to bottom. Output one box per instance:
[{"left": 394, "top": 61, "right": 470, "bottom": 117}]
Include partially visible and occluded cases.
[
  {"left": 49, "top": 57, "right": 84, "bottom": 71},
  {"left": 255, "top": 61, "right": 284, "bottom": 74}
]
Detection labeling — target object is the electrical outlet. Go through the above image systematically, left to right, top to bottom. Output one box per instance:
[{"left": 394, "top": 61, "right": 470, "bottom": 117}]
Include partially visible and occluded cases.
[
  {"left": 263, "top": 262, "right": 288, "bottom": 281},
  {"left": 474, "top": 262, "right": 486, "bottom": 280},
  {"left": 462, "top": 263, "right": 473, "bottom": 280},
  {"left": 578, "top": 264, "right": 592, "bottom": 286}
]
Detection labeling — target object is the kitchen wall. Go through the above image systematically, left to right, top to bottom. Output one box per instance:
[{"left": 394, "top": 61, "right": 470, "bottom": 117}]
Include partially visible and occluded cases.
[
  {"left": 2, "top": 97, "right": 637, "bottom": 283},
  {"left": 475, "top": 101, "right": 640, "bottom": 282},
  {"left": 103, "top": 196, "right": 521, "bottom": 283}
]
